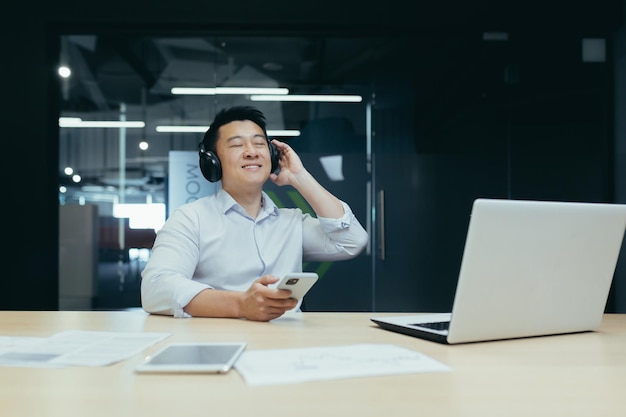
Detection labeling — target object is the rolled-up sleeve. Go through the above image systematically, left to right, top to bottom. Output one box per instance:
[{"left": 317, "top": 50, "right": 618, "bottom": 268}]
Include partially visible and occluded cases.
[
  {"left": 302, "top": 201, "right": 368, "bottom": 261},
  {"left": 140, "top": 207, "right": 211, "bottom": 318},
  {"left": 142, "top": 272, "right": 210, "bottom": 318}
]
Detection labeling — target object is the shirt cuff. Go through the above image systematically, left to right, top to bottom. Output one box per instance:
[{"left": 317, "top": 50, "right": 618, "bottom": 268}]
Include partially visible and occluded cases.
[
  {"left": 318, "top": 201, "right": 353, "bottom": 232},
  {"left": 172, "top": 281, "right": 212, "bottom": 318}
]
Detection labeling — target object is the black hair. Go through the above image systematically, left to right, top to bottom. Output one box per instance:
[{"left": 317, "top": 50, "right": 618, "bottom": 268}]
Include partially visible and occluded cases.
[{"left": 200, "top": 106, "right": 268, "bottom": 153}]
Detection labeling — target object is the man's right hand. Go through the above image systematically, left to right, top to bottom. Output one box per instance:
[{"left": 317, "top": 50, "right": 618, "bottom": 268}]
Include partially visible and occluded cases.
[{"left": 238, "top": 275, "right": 298, "bottom": 321}]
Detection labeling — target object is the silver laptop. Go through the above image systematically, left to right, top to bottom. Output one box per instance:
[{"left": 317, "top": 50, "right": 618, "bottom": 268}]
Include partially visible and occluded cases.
[{"left": 371, "top": 198, "right": 626, "bottom": 344}]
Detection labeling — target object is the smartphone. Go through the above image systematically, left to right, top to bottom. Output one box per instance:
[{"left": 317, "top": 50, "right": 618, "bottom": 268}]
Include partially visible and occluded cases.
[
  {"left": 276, "top": 272, "right": 319, "bottom": 300},
  {"left": 135, "top": 342, "right": 247, "bottom": 374}
]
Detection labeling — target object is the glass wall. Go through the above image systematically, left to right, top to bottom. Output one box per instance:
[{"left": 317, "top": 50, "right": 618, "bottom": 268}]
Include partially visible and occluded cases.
[
  {"left": 58, "top": 30, "right": 613, "bottom": 312},
  {"left": 58, "top": 34, "right": 375, "bottom": 310}
]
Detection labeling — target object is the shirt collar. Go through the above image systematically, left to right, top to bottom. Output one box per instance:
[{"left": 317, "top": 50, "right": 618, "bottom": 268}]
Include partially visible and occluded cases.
[
  {"left": 217, "top": 188, "right": 279, "bottom": 217},
  {"left": 260, "top": 192, "right": 279, "bottom": 217}
]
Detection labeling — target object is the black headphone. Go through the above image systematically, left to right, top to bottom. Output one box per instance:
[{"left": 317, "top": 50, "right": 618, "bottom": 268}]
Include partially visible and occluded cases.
[{"left": 198, "top": 138, "right": 280, "bottom": 182}]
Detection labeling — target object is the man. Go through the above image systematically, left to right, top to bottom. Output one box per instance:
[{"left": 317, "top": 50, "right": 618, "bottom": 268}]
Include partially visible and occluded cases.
[{"left": 141, "top": 106, "right": 368, "bottom": 320}]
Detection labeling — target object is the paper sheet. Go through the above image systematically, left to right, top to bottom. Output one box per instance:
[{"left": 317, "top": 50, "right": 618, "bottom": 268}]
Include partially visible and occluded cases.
[
  {"left": 0, "top": 330, "right": 170, "bottom": 367},
  {"left": 235, "top": 343, "right": 451, "bottom": 386}
]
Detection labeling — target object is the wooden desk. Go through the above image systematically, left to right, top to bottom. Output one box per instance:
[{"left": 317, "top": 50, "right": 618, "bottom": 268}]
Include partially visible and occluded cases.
[{"left": 1, "top": 311, "right": 624, "bottom": 417}]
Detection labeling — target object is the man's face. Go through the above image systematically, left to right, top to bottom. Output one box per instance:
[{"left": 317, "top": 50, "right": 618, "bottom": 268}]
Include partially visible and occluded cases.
[{"left": 215, "top": 120, "right": 271, "bottom": 188}]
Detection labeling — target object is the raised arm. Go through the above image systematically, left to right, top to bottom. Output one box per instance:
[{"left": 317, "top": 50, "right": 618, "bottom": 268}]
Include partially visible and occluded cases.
[{"left": 269, "top": 139, "right": 344, "bottom": 219}]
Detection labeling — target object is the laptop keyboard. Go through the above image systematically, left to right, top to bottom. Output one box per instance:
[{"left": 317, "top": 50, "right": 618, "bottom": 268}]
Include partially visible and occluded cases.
[{"left": 412, "top": 321, "right": 450, "bottom": 331}]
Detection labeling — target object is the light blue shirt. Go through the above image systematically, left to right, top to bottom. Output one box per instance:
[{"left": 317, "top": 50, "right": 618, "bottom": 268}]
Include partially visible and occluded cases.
[{"left": 141, "top": 188, "right": 368, "bottom": 317}]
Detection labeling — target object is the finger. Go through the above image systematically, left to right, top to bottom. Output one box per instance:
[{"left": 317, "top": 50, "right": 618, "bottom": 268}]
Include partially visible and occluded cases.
[
  {"left": 256, "top": 275, "right": 279, "bottom": 286},
  {"left": 275, "top": 288, "right": 292, "bottom": 299},
  {"left": 265, "top": 294, "right": 297, "bottom": 309}
]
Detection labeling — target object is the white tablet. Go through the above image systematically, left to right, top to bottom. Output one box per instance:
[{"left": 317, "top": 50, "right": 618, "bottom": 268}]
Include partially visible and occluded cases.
[{"left": 135, "top": 342, "right": 247, "bottom": 374}]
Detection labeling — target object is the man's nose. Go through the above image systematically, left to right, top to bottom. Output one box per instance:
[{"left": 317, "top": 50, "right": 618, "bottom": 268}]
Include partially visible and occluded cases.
[{"left": 243, "top": 143, "right": 259, "bottom": 156}]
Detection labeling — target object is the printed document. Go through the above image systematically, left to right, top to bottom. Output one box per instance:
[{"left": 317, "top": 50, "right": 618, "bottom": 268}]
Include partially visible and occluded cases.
[
  {"left": 0, "top": 330, "right": 170, "bottom": 367},
  {"left": 235, "top": 343, "right": 451, "bottom": 386}
]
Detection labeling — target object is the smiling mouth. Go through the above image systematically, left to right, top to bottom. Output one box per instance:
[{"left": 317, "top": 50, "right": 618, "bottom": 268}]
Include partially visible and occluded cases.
[{"left": 242, "top": 164, "right": 262, "bottom": 169}]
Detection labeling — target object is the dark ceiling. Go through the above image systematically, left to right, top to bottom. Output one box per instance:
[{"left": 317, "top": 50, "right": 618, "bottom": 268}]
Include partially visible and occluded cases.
[
  {"left": 56, "top": 0, "right": 623, "bottom": 207},
  {"left": 57, "top": 0, "right": 623, "bottom": 115},
  {"left": 60, "top": 35, "right": 389, "bottom": 113}
]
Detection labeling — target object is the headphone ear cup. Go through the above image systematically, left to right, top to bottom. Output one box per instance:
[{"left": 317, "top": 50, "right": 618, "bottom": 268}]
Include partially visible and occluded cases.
[
  {"left": 269, "top": 141, "right": 280, "bottom": 173},
  {"left": 198, "top": 147, "right": 222, "bottom": 182}
]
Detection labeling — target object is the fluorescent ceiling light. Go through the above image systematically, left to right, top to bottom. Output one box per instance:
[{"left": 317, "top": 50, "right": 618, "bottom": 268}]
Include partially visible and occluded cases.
[
  {"left": 171, "top": 87, "right": 289, "bottom": 95},
  {"left": 250, "top": 94, "right": 362, "bottom": 102},
  {"left": 59, "top": 117, "right": 145, "bottom": 128},
  {"left": 60, "top": 117, "right": 81, "bottom": 123},
  {"left": 156, "top": 125, "right": 300, "bottom": 137},
  {"left": 156, "top": 126, "right": 207, "bottom": 133},
  {"left": 269, "top": 130, "right": 300, "bottom": 137}
]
